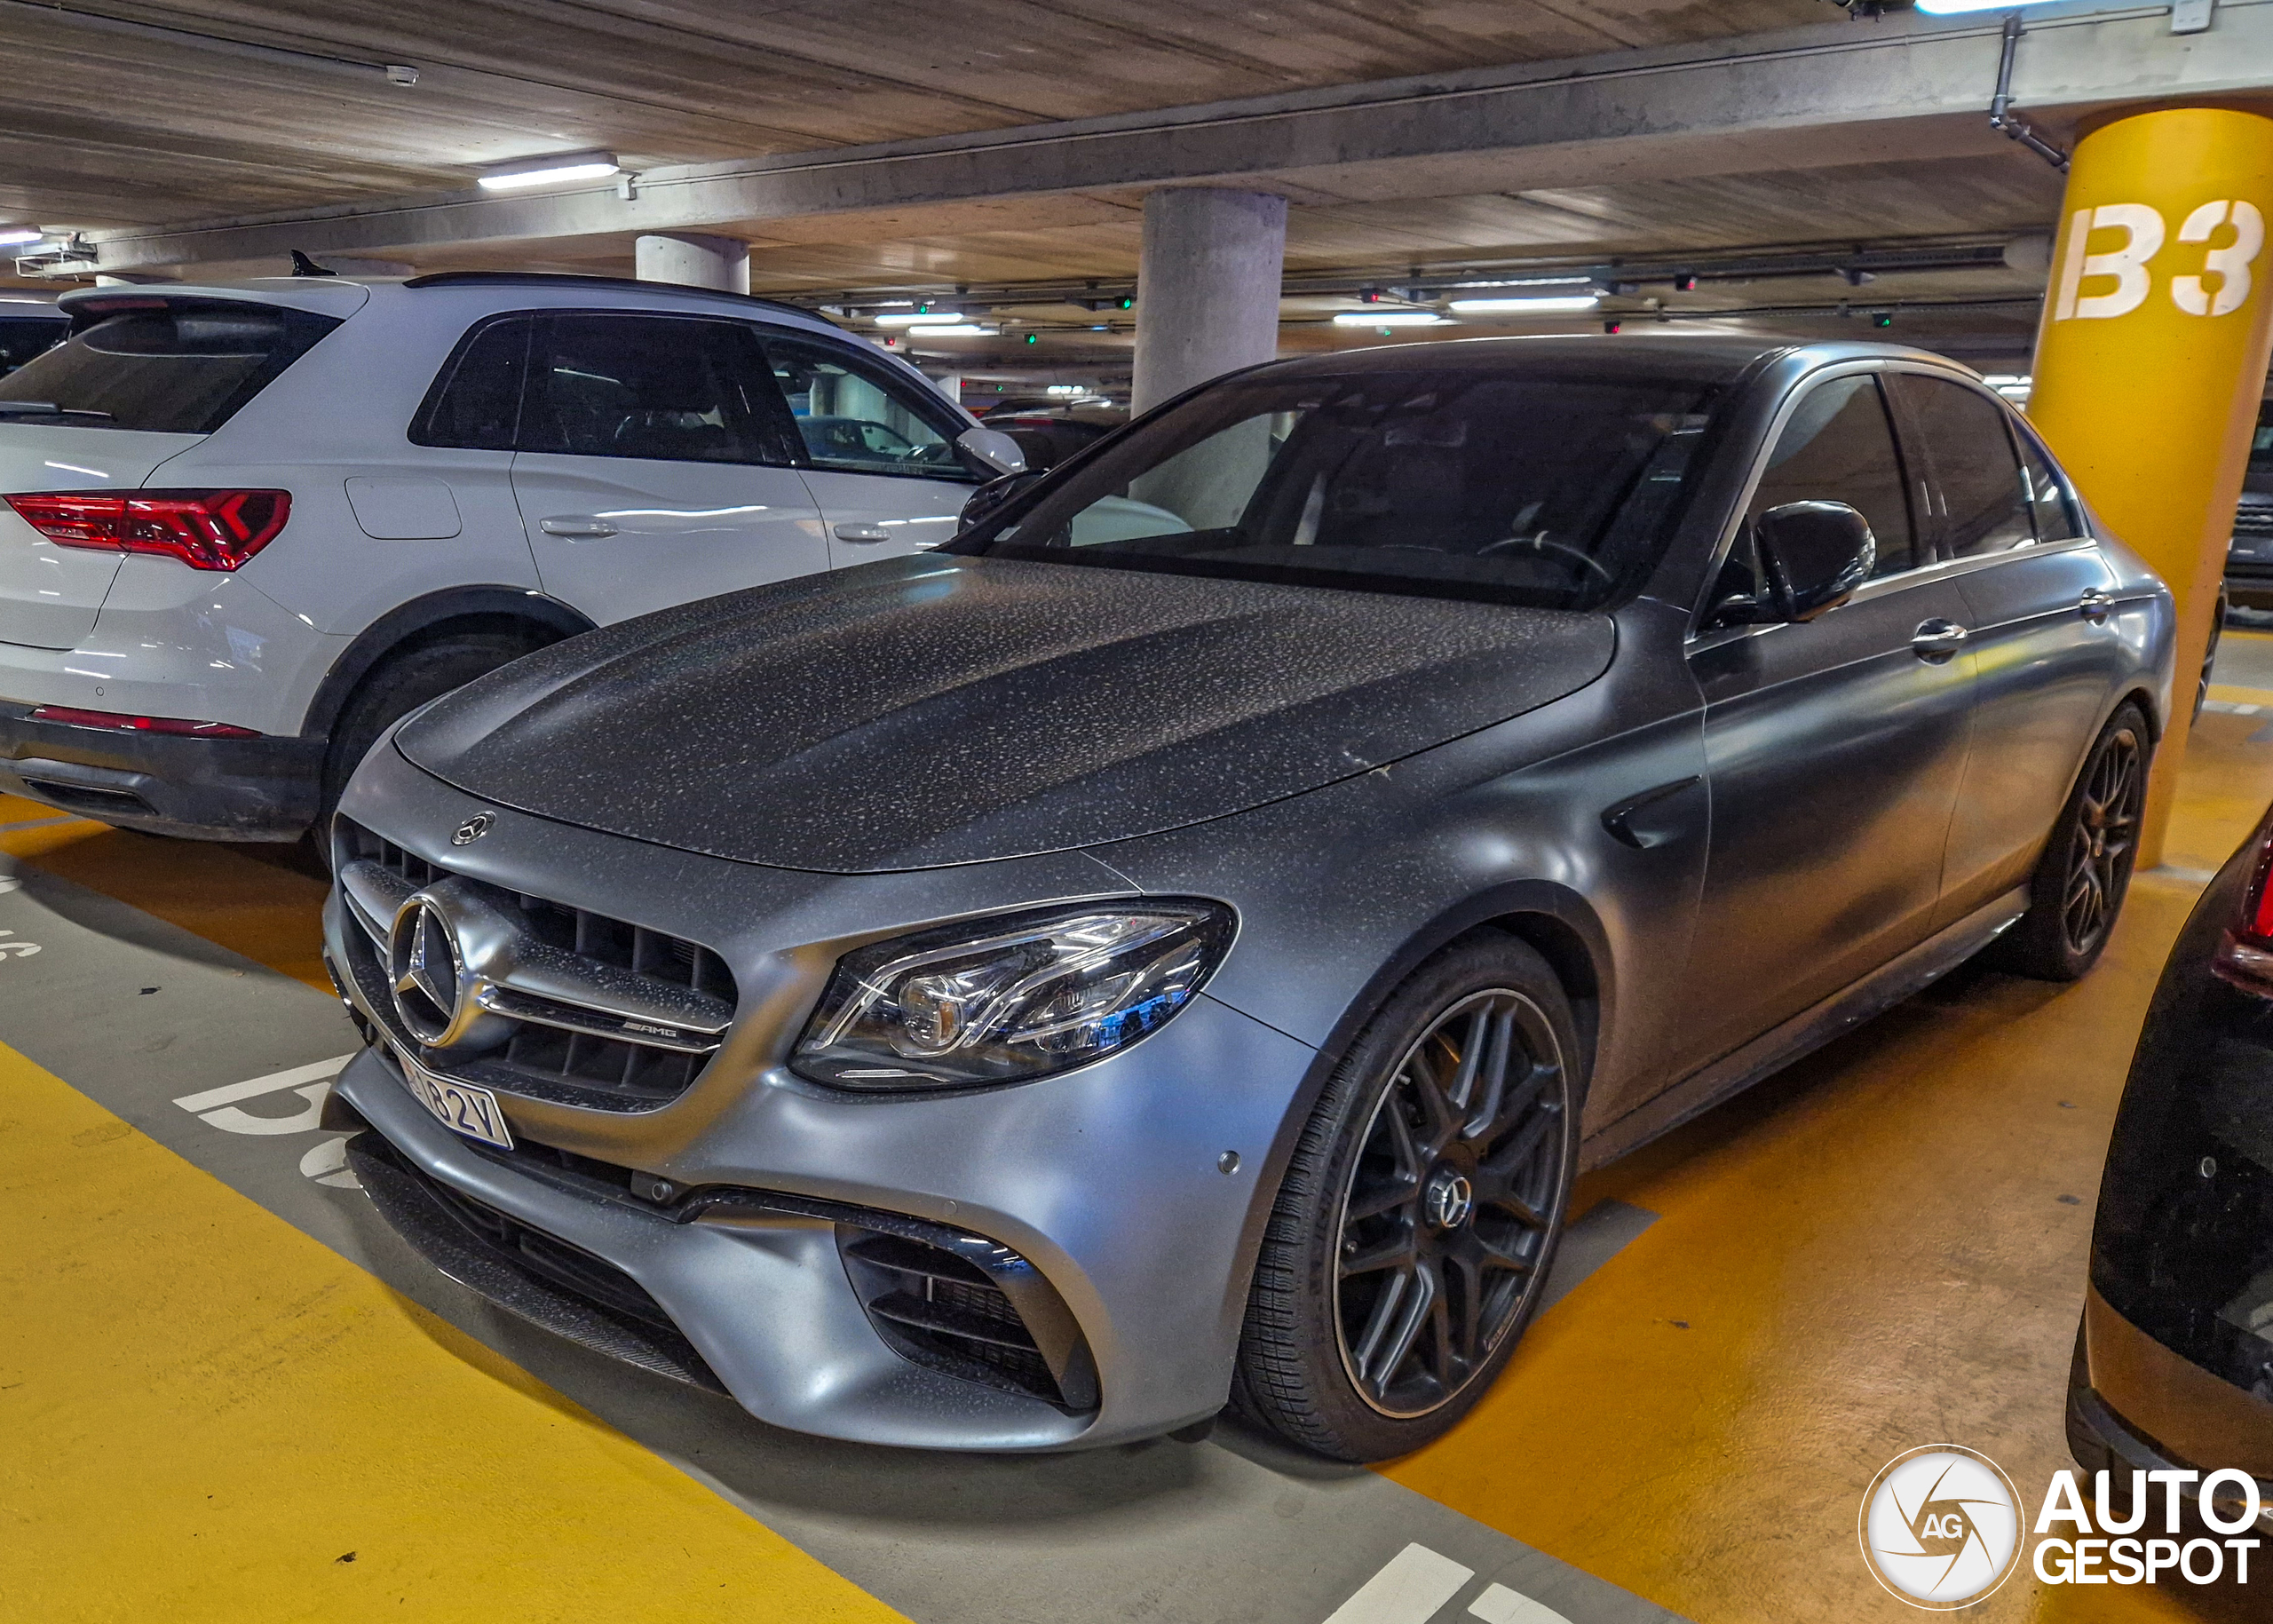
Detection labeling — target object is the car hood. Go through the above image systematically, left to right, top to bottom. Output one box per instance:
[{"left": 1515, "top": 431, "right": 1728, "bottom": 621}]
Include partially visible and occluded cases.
[{"left": 396, "top": 556, "right": 1615, "bottom": 872}]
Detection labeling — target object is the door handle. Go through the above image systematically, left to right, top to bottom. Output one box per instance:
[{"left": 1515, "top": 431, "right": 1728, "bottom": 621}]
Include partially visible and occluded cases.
[
  {"left": 538, "top": 516, "right": 618, "bottom": 538},
  {"left": 833, "top": 522, "right": 893, "bottom": 543},
  {"left": 2079, "top": 589, "right": 2115, "bottom": 623},
  {"left": 1911, "top": 618, "right": 1969, "bottom": 661},
  {"left": 1600, "top": 775, "right": 1702, "bottom": 850}
]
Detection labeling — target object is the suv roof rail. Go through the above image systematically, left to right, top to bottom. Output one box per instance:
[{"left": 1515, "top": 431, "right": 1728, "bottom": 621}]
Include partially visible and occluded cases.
[{"left": 399, "top": 270, "right": 824, "bottom": 323}]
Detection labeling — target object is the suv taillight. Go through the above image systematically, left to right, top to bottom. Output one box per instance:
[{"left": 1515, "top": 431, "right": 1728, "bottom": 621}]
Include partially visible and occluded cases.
[
  {"left": 4, "top": 489, "right": 289, "bottom": 571},
  {"left": 2212, "top": 812, "right": 2273, "bottom": 994}
]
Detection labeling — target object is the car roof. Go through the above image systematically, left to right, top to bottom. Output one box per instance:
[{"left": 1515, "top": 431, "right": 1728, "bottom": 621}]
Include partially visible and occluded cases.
[{"left": 1253, "top": 333, "right": 1966, "bottom": 387}]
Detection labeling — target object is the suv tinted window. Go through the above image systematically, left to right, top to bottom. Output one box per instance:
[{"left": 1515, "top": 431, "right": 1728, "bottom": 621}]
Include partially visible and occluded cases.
[
  {"left": 0, "top": 299, "right": 340, "bottom": 433},
  {"left": 520, "top": 314, "right": 794, "bottom": 464},
  {"left": 411, "top": 315, "right": 530, "bottom": 450},
  {"left": 761, "top": 333, "right": 970, "bottom": 479},
  {"left": 1723, "top": 374, "right": 1913, "bottom": 598},
  {"left": 1888, "top": 374, "right": 2034, "bottom": 558},
  {"left": 2016, "top": 431, "right": 2083, "bottom": 543}
]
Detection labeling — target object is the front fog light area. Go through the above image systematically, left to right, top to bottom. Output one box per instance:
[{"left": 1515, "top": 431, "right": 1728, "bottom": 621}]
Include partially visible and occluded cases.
[{"left": 792, "top": 902, "right": 1233, "bottom": 1089}]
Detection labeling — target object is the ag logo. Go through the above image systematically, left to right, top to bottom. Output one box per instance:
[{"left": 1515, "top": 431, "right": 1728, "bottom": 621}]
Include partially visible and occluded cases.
[{"left": 1859, "top": 1445, "right": 2024, "bottom": 1610}]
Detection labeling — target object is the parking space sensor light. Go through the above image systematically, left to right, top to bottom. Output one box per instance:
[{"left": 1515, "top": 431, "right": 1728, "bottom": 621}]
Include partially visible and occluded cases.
[
  {"left": 476, "top": 152, "right": 621, "bottom": 191},
  {"left": 1448, "top": 295, "right": 1602, "bottom": 313},
  {"left": 1332, "top": 312, "right": 1445, "bottom": 326}
]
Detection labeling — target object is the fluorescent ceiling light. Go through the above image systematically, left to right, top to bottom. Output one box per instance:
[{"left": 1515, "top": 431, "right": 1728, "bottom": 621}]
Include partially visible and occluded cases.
[
  {"left": 1914, "top": 0, "right": 2059, "bottom": 11},
  {"left": 477, "top": 151, "right": 621, "bottom": 191},
  {"left": 0, "top": 227, "right": 44, "bottom": 247},
  {"left": 1448, "top": 295, "right": 1602, "bottom": 313},
  {"left": 875, "top": 310, "right": 964, "bottom": 326},
  {"left": 1333, "top": 311, "right": 1447, "bottom": 327},
  {"left": 906, "top": 323, "right": 993, "bottom": 336}
]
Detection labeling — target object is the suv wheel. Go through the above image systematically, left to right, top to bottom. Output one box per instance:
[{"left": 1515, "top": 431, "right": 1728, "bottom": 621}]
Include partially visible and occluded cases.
[
  {"left": 318, "top": 631, "right": 545, "bottom": 853},
  {"left": 1991, "top": 701, "right": 2151, "bottom": 981},
  {"left": 1236, "top": 934, "right": 1581, "bottom": 1462}
]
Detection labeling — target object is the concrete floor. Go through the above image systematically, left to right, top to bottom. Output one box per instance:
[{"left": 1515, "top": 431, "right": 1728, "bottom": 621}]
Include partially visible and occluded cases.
[{"left": 8, "top": 641, "right": 2273, "bottom": 1622}]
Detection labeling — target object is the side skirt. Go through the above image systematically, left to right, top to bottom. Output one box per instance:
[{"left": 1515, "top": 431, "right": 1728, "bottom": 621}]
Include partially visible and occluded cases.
[{"left": 1577, "top": 885, "right": 2029, "bottom": 1170}]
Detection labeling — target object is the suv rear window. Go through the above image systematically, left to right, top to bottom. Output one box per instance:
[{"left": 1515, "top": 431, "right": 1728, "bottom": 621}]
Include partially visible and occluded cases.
[{"left": 0, "top": 299, "right": 341, "bottom": 433}]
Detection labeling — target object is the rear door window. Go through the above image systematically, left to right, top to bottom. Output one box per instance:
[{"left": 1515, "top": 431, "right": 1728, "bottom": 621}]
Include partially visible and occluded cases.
[
  {"left": 0, "top": 299, "right": 341, "bottom": 432},
  {"left": 519, "top": 314, "right": 798, "bottom": 465},
  {"left": 760, "top": 333, "right": 971, "bottom": 479},
  {"left": 1887, "top": 374, "right": 2035, "bottom": 558}
]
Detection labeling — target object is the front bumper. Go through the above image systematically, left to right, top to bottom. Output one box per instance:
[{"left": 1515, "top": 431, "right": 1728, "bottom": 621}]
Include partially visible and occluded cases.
[
  {"left": 0, "top": 703, "right": 321, "bottom": 838},
  {"left": 325, "top": 746, "right": 1318, "bottom": 1450}
]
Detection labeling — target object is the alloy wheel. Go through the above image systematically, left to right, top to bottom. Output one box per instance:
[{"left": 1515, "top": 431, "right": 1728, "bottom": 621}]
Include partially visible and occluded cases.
[
  {"left": 2063, "top": 724, "right": 2143, "bottom": 957},
  {"left": 1331, "top": 987, "right": 1571, "bottom": 1419}
]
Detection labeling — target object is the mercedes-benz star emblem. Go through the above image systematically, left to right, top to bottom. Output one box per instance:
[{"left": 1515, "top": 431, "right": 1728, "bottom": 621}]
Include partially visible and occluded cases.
[
  {"left": 451, "top": 812, "right": 496, "bottom": 846},
  {"left": 390, "top": 897, "right": 464, "bottom": 1045}
]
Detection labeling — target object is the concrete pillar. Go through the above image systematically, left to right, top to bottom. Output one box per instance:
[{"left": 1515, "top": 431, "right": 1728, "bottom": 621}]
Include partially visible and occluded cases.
[
  {"left": 2026, "top": 106, "right": 2273, "bottom": 864},
  {"left": 1130, "top": 189, "right": 1287, "bottom": 414},
  {"left": 635, "top": 233, "right": 749, "bottom": 294}
]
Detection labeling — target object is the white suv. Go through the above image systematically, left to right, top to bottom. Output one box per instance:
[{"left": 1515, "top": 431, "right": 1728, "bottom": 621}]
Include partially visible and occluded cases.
[{"left": 0, "top": 272, "right": 1022, "bottom": 842}]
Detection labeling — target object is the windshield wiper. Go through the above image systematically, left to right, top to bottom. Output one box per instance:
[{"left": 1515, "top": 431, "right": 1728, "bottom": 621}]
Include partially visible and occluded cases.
[{"left": 0, "top": 401, "right": 115, "bottom": 420}]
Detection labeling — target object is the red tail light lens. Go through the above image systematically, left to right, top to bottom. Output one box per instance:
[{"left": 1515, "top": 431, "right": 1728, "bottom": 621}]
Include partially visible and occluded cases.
[
  {"left": 4, "top": 489, "right": 289, "bottom": 570},
  {"left": 28, "top": 705, "right": 261, "bottom": 739},
  {"left": 2212, "top": 815, "right": 2273, "bottom": 994}
]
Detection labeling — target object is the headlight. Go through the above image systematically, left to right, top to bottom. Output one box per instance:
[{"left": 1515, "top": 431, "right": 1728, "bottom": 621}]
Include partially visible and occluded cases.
[{"left": 791, "top": 901, "right": 1233, "bottom": 1089}]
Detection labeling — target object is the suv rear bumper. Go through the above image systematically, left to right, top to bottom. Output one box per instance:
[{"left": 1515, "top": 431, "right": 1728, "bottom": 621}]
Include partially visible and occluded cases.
[{"left": 0, "top": 704, "right": 321, "bottom": 839}]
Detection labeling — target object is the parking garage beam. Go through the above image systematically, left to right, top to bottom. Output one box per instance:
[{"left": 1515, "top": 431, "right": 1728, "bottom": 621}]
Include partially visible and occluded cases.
[
  {"left": 1131, "top": 189, "right": 1287, "bottom": 414},
  {"left": 634, "top": 232, "right": 750, "bottom": 294}
]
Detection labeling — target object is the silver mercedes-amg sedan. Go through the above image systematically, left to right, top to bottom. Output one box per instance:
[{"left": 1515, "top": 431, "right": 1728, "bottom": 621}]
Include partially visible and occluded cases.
[{"left": 321, "top": 336, "right": 2174, "bottom": 1462}]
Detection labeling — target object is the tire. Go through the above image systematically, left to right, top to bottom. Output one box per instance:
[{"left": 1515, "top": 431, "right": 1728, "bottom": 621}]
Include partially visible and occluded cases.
[
  {"left": 2196, "top": 588, "right": 2227, "bottom": 722},
  {"left": 316, "top": 631, "right": 545, "bottom": 855},
  {"left": 1991, "top": 701, "right": 2151, "bottom": 982},
  {"left": 1235, "top": 934, "right": 1583, "bottom": 1462}
]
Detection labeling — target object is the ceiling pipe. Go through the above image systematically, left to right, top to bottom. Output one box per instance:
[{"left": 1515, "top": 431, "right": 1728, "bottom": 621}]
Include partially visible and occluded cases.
[{"left": 1988, "top": 12, "right": 2071, "bottom": 172}]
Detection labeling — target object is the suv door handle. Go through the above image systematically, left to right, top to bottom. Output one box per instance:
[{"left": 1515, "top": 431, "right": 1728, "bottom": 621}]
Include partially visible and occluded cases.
[
  {"left": 538, "top": 516, "right": 618, "bottom": 538},
  {"left": 833, "top": 522, "right": 893, "bottom": 543},
  {"left": 2079, "top": 589, "right": 2115, "bottom": 623},
  {"left": 1911, "top": 618, "right": 1969, "bottom": 661}
]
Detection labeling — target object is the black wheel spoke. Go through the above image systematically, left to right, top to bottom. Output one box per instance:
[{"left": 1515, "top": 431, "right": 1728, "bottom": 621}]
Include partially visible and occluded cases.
[{"left": 1332, "top": 985, "right": 1572, "bottom": 1420}]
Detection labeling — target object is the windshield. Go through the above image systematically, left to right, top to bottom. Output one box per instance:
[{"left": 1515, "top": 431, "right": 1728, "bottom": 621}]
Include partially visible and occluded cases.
[
  {"left": 0, "top": 299, "right": 340, "bottom": 433},
  {"left": 953, "top": 367, "right": 1722, "bottom": 609}
]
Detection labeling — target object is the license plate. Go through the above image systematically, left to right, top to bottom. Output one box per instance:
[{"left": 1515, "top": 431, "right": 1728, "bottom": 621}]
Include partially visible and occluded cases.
[{"left": 397, "top": 1053, "right": 513, "bottom": 1149}]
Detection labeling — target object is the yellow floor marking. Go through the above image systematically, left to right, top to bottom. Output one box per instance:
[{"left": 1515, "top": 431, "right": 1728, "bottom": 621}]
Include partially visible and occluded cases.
[
  {"left": 2204, "top": 681, "right": 2273, "bottom": 707},
  {"left": 1387, "top": 716, "right": 2273, "bottom": 1621},
  {"left": 0, "top": 800, "right": 332, "bottom": 992},
  {"left": 0, "top": 1040, "right": 907, "bottom": 1624}
]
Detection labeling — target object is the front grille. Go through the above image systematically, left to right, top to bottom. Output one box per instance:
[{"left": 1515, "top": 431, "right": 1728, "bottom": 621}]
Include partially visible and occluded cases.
[{"left": 335, "top": 817, "right": 738, "bottom": 1112}]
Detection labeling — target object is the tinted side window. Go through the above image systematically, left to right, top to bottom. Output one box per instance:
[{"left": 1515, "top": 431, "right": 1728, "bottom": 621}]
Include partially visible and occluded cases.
[
  {"left": 521, "top": 314, "right": 794, "bottom": 465},
  {"left": 411, "top": 316, "right": 529, "bottom": 450},
  {"left": 761, "top": 333, "right": 971, "bottom": 480},
  {"left": 1725, "top": 375, "right": 1913, "bottom": 598},
  {"left": 1888, "top": 375, "right": 2034, "bottom": 558},
  {"left": 2016, "top": 431, "right": 2084, "bottom": 543}
]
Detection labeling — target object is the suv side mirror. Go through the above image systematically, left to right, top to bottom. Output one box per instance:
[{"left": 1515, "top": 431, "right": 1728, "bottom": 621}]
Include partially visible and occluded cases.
[
  {"left": 955, "top": 424, "right": 1027, "bottom": 479},
  {"left": 959, "top": 469, "right": 1043, "bottom": 532},
  {"left": 1738, "top": 500, "right": 1875, "bottom": 623}
]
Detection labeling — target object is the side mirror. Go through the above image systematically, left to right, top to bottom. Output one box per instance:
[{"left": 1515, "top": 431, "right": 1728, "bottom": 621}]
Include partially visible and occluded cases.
[
  {"left": 955, "top": 424, "right": 1027, "bottom": 479},
  {"left": 959, "top": 469, "right": 1043, "bottom": 531},
  {"left": 1745, "top": 500, "right": 1875, "bottom": 623}
]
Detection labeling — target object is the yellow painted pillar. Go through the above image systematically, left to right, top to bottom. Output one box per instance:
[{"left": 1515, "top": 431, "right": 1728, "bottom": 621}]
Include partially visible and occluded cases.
[{"left": 2028, "top": 106, "right": 2273, "bottom": 866}]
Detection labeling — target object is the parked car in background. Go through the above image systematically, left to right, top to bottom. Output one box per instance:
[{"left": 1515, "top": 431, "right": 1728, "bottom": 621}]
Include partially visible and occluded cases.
[
  {"left": 0, "top": 272, "right": 1021, "bottom": 843},
  {"left": 0, "top": 297, "right": 66, "bottom": 376},
  {"left": 323, "top": 335, "right": 2171, "bottom": 1462},
  {"left": 2225, "top": 400, "right": 2273, "bottom": 610},
  {"left": 981, "top": 402, "right": 1128, "bottom": 471},
  {"left": 2071, "top": 803, "right": 2273, "bottom": 1532}
]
